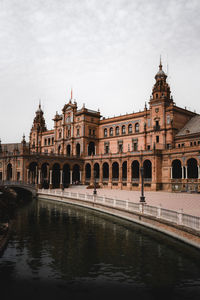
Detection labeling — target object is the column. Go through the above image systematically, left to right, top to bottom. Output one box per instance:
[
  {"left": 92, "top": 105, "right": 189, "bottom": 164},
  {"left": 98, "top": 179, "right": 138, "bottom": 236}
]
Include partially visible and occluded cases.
[
  {"left": 127, "top": 160, "right": 132, "bottom": 190},
  {"left": 108, "top": 162, "right": 112, "bottom": 188},
  {"left": 99, "top": 163, "right": 103, "bottom": 187},
  {"left": 90, "top": 164, "right": 94, "bottom": 185},
  {"left": 118, "top": 164, "right": 122, "bottom": 189},
  {"left": 182, "top": 166, "right": 184, "bottom": 179},
  {"left": 185, "top": 166, "right": 188, "bottom": 179},
  {"left": 198, "top": 166, "right": 200, "bottom": 179},
  {"left": 170, "top": 167, "right": 172, "bottom": 179},
  {"left": 27, "top": 169, "right": 29, "bottom": 183},
  {"left": 38, "top": 169, "right": 41, "bottom": 185},
  {"left": 49, "top": 170, "right": 52, "bottom": 189},
  {"left": 60, "top": 170, "right": 63, "bottom": 188},
  {"left": 70, "top": 170, "right": 73, "bottom": 184},
  {"left": 79, "top": 170, "right": 82, "bottom": 183}
]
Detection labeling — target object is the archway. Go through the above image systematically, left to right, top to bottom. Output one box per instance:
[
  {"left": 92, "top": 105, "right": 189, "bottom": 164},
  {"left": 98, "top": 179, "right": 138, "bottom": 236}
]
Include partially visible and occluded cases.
[
  {"left": 88, "top": 142, "right": 95, "bottom": 156},
  {"left": 76, "top": 143, "right": 80, "bottom": 156},
  {"left": 187, "top": 158, "right": 198, "bottom": 178},
  {"left": 131, "top": 160, "right": 139, "bottom": 179},
  {"left": 143, "top": 160, "right": 152, "bottom": 179},
  {"left": 172, "top": 160, "right": 182, "bottom": 179},
  {"left": 122, "top": 161, "right": 127, "bottom": 180},
  {"left": 29, "top": 162, "right": 38, "bottom": 184},
  {"left": 103, "top": 162, "right": 109, "bottom": 180},
  {"left": 112, "top": 162, "right": 119, "bottom": 180},
  {"left": 7, "top": 163, "right": 12, "bottom": 181},
  {"left": 41, "top": 163, "right": 49, "bottom": 188},
  {"left": 52, "top": 163, "right": 60, "bottom": 188},
  {"left": 85, "top": 163, "right": 91, "bottom": 180},
  {"left": 94, "top": 163, "right": 100, "bottom": 179},
  {"left": 63, "top": 164, "right": 70, "bottom": 187},
  {"left": 72, "top": 164, "right": 80, "bottom": 183}
]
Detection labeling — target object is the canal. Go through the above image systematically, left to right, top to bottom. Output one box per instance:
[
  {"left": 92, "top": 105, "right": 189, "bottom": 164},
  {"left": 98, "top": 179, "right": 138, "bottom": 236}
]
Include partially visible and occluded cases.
[{"left": 0, "top": 198, "right": 200, "bottom": 299}]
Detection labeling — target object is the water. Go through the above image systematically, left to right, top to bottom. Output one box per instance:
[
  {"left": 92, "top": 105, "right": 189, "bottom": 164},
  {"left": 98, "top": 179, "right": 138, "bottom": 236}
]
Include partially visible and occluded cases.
[{"left": 0, "top": 198, "right": 200, "bottom": 300}]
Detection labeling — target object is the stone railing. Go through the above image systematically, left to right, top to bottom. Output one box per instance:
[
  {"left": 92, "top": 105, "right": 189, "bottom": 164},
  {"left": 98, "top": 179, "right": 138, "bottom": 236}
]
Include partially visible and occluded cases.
[{"left": 38, "top": 189, "right": 200, "bottom": 232}]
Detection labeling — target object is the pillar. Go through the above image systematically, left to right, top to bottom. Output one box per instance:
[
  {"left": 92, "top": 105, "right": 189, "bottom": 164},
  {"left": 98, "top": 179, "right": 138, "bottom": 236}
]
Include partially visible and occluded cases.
[
  {"left": 108, "top": 162, "right": 112, "bottom": 188},
  {"left": 198, "top": 165, "right": 200, "bottom": 179},
  {"left": 182, "top": 166, "right": 184, "bottom": 179},
  {"left": 185, "top": 166, "right": 188, "bottom": 179},
  {"left": 170, "top": 167, "right": 172, "bottom": 179},
  {"left": 27, "top": 169, "right": 29, "bottom": 183},
  {"left": 38, "top": 169, "right": 41, "bottom": 185},
  {"left": 49, "top": 170, "right": 52, "bottom": 188},
  {"left": 60, "top": 170, "right": 63, "bottom": 188},
  {"left": 70, "top": 170, "right": 73, "bottom": 184},
  {"left": 80, "top": 170, "right": 82, "bottom": 183}
]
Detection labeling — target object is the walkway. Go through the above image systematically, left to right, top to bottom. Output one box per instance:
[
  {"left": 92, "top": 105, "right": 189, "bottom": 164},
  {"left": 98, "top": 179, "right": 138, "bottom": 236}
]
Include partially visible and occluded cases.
[{"left": 61, "top": 186, "right": 200, "bottom": 217}]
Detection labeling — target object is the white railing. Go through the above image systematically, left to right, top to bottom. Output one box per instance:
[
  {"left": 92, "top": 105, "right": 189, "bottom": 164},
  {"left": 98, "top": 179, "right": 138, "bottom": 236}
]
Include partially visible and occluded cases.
[{"left": 38, "top": 189, "right": 200, "bottom": 232}]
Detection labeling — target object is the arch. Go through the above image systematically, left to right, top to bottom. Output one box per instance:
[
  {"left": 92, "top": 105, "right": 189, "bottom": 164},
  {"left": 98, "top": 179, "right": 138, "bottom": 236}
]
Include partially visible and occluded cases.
[
  {"left": 135, "top": 123, "right": 139, "bottom": 133},
  {"left": 128, "top": 124, "right": 132, "bottom": 134},
  {"left": 122, "top": 125, "right": 126, "bottom": 135},
  {"left": 109, "top": 127, "right": 113, "bottom": 136},
  {"left": 88, "top": 142, "right": 95, "bottom": 156},
  {"left": 76, "top": 143, "right": 80, "bottom": 156},
  {"left": 66, "top": 144, "right": 71, "bottom": 156},
  {"left": 187, "top": 158, "right": 198, "bottom": 179},
  {"left": 172, "top": 159, "right": 182, "bottom": 179},
  {"left": 131, "top": 160, "right": 139, "bottom": 179},
  {"left": 143, "top": 160, "right": 152, "bottom": 179},
  {"left": 122, "top": 161, "right": 127, "bottom": 180},
  {"left": 29, "top": 162, "right": 38, "bottom": 184},
  {"left": 41, "top": 162, "right": 49, "bottom": 188},
  {"left": 103, "top": 162, "right": 109, "bottom": 179},
  {"left": 112, "top": 162, "right": 119, "bottom": 180},
  {"left": 7, "top": 163, "right": 12, "bottom": 181},
  {"left": 52, "top": 163, "right": 60, "bottom": 188},
  {"left": 85, "top": 163, "right": 91, "bottom": 180},
  {"left": 94, "top": 163, "right": 100, "bottom": 179},
  {"left": 63, "top": 164, "right": 70, "bottom": 187},
  {"left": 72, "top": 164, "right": 80, "bottom": 183}
]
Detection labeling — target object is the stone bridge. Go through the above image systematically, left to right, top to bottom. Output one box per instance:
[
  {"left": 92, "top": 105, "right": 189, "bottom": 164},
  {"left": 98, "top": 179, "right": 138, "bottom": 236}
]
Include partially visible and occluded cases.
[{"left": 0, "top": 180, "right": 37, "bottom": 198}]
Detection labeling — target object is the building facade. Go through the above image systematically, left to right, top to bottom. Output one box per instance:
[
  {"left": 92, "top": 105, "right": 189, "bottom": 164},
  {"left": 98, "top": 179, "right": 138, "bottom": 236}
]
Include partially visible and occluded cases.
[{"left": 1, "top": 61, "right": 200, "bottom": 192}]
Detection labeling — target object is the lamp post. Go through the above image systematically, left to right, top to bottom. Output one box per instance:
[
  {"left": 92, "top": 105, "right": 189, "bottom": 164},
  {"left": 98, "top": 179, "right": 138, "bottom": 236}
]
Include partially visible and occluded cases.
[{"left": 93, "top": 170, "right": 97, "bottom": 195}]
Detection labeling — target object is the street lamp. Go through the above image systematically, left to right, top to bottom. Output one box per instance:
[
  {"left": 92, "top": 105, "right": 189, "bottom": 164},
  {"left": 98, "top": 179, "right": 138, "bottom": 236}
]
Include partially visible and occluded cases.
[
  {"left": 140, "top": 163, "right": 146, "bottom": 203},
  {"left": 93, "top": 170, "right": 97, "bottom": 195}
]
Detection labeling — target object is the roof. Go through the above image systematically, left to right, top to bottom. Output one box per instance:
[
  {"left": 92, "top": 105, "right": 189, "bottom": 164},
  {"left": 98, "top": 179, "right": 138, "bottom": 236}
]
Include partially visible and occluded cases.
[{"left": 176, "top": 115, "right": 200, "bottom": 136}]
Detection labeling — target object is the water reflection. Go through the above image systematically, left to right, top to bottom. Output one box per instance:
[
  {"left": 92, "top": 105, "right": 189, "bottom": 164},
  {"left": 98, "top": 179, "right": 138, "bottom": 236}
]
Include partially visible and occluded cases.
[{"left": 0, "top": 198, "right": 200, "bottom": 299}]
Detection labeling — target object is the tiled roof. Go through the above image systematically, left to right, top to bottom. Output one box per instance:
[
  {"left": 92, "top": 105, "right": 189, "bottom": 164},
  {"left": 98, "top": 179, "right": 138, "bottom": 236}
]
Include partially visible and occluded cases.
[{"left": 176, "top": 115, "right": 200, "bottom": 136}]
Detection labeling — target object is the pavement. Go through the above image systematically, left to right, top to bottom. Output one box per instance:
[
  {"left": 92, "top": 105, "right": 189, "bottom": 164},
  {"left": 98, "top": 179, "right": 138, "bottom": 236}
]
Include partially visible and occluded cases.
[{"left": 63, "top": 185, "right": 200, "bottom": 217}]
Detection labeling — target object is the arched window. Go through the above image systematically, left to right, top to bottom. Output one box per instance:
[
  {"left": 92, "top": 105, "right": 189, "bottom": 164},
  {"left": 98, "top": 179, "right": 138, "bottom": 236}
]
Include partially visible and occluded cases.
[
  {"left": 135, "top": 123, "right": 139, "bottom": 133},
  {"left": 128, "top": 124, "right": 132, "bottom": 134},
  {"left": 122, "top": 125, "right": 126, "bottom": 135},
  {"left": 116, "top": 126, "right": 119, "bottom": 136},
  {"left": 110, "top": 127, "right": 113, "bottom": 136},
  {"left": 104, "top": 128, "right": 107, "bottom": 137},
  {"left": 88, "top": 142, "right": 95, "bottom": 156},
  {"left": 76, "top": 143, "right": 80, "bottom": 156},
  {"left": 66, "top": 144, "right": 71, "bottom": 156},
  {"left": 187, "top": 158, "right": 198, "bottom": 178},
  {"left": 143, "top": 160, "right": 152, "bottom": 179},
  {"left": 172, "top": 160, "right": 182, "bottom": 179},
  {"left": 131, "top": 161, "right": 139, "bottom": 180},
  {"left": 112, "top": 162, "right": 119, "bottom": 180},
  {"left": 85, "top": 163, "right": 91, "bottom": 180}
]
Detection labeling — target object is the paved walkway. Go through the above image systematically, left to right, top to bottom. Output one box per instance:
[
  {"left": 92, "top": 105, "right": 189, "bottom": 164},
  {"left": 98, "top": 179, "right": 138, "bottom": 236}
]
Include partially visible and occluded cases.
[{"left": 62, "top": 186, "right": 200, "bottom": 217}]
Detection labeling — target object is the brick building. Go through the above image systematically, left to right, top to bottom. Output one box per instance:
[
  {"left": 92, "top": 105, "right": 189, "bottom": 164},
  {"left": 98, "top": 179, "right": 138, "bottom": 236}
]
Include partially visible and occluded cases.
[{"left": 1, "top": 60, "right": 200, "bottom": 192}]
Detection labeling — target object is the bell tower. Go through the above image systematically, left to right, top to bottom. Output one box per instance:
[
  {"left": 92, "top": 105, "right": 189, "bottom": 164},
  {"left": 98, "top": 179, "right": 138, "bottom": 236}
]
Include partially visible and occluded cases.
[
  {"left": 150, "top": 58, "right": 173, "bottom": 106},
  {"left": 30, "top": 103, "right": 47, "bottom": 153}
]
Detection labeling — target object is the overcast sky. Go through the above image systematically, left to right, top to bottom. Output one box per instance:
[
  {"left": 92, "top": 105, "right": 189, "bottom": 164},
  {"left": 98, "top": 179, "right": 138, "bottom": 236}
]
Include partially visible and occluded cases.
[{"left": 0, "top": 0, "right": 200, "bottom": 143}]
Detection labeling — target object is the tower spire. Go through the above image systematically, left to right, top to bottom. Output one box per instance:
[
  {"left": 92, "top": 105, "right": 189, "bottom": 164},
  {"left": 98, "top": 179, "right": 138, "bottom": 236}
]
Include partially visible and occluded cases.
[
  {"left": 159, "top": 55, "right": 162, "bottom": 70},
  {"left": 71, "top": 88, "right": 73, "bottom": 100}
]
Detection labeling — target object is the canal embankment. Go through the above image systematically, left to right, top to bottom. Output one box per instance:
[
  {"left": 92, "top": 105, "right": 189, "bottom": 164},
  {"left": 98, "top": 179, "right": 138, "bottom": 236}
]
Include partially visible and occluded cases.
[{"left": 38, "top": 189, "right": 200, "bottom": 250}]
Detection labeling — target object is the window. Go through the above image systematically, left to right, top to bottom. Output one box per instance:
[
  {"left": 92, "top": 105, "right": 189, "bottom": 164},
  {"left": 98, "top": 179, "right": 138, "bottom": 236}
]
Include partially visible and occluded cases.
[
  {"left": 156, "top": 93, "right": 158, "bottom": 98},
  {"left": 155, "top": 108, "right": 159, "bottom": 113},
  {"left": 167, "top": 115, "right": 170, "bottom": 125},
  {"left": 147, "top": 119, "right": 151, "bottom": 127},
  {"left": 135, "top": 123, "right": 139, "bottom": 133},
  {"left": 128, "top": 124, "right": 132, "bottom": 133},
  {"left": 122, "top": 125, "right": 126, "bottom": 134},
  {"left": 116, "top": 126, "right": 119, "bottom": 135},
  {"left": 110, "top": 127, "right": 113, "bottom": 136},
  {"left": 77, "top": 128, "right": 80, "bottom": 136},
  {"left": 104, "top": 128, "right": 107, "bottom": 137},
  {"left": 89, "top": 129, "right": 92, "bottom": 135},
  {"left": 93, "top": 129, "right": 95, "bottom": 136},
  {"left": 58, "top": 130, "right": 62, "bottom": 139},
  {"left": 68, "top": 130, "right": 70, "bottom": 137},
  {"left": 156, "top": 136, "right": 159, "bottom": 143},
  {"left": 52, "top": 137, "right": 54, "bottom": 144},
  {"left": 44, "top": 138, "right": 47, "bottom": 146},
  {"left": 48, "top": 138, "right": 50, "bottom": 145},
  {"left": 194, "top": 141, "right": 196, "bottom": 146},
  {"left": 198, "top": 141, "right": 200, "bottom": 145},
  {"left": 104, "top": 142, "right": 109, "bottom": 154},
  {"left": 190, "top": 142, "right": 193, "bottom": 146},
  {"left": 133, "top": 143, "right": 138, "bottom": 151},
  {"left": 182, "top": 143, "right": 185, "bottom": 147},
  {"left": 167, "top": 144, "right": 171, "bottom": 149},
  {"left": 178, "top": 144, "right": 180, "bottom": 148},
  {"left": 147, "top": 145, "right": 150, "bottom": 150},
  {"left": 17, "top": 161, "right": 20, "bottom": 167},
  {"left": 0, "top": 162, "right": 2, "bottom": 168},
  {"left": 0, "top": 172, "right": 2, "bottom": 180}
]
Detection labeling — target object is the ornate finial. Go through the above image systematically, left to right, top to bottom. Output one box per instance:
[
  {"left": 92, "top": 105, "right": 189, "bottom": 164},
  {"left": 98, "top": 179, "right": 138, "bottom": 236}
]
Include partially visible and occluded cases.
[
  {"left": 159, "top": 55, "right": 162, "bottom": 70},
  {"left": 71, "top": 88, "right": 73, "bottom": 100},
  {"left": 39, "top": 99, "right": 41, "bottom": 109},
  {"left": 144, "top": 101, "right": 147, "bottom": 110}
]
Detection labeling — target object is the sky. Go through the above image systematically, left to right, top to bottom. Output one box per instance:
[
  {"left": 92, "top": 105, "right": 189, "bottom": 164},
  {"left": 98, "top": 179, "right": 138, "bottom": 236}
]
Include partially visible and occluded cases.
[{"left": 0, "top": 0, "right": 200, "bottom": 143}]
